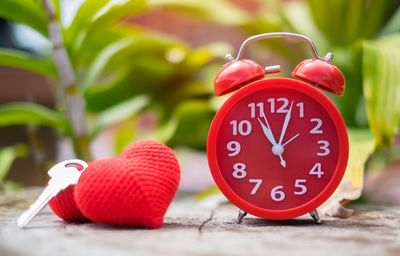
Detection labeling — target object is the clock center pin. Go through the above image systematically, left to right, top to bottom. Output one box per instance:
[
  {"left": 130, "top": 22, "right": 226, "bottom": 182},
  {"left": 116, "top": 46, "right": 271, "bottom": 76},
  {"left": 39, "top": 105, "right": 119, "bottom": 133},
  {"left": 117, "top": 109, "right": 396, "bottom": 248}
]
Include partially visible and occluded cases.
[{"left": 272, "top": 144, "right": 284, "bottom": 155}]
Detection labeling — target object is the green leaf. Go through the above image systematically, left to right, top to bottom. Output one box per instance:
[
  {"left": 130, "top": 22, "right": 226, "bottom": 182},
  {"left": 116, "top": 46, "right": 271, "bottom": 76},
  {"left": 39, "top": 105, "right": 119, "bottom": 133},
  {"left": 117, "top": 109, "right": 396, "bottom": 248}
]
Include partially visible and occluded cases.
[
  {"left": 0, "top": 0, "right": 48, "bottom": 37},
  {"left": 65, "top": 0, "right": 111, "bottom": 46},
  {"left": 66, "top": 0, "right": 147, "bottom": 53},
  {"left": 89, "top": 0, "right": 147, "bottom": 28},
  {"left": 149, "top": 0, "right": 250, "bottom": 26},
  {"left": 307, "top": 0, "right": 348, "bottom": 46},
  {"left": 307, "top": 0, "right": 398, "bottom": 44},
  {"left": 343, "top": 0, "right": 365, "bottom": 45},
  {"left": 363, "top": 0, "right": 398, "bottom": 38},
  {"left": 281, "top": 1, "right": 326, "bottom": 45},
  {"left": 381, "top": 5, "right": 400, "bottom": 36},
  {"left": 71, "top": 24, "right": 170, "bottom": 68},
  {"left": 82, "top": 33, "right": 198, "bottom": 111},
  {"left": 363, "top": 35, "right": 400, "bottom": 148},
  {"left": 79, "top": 38, "right": 137, "bottom": 92},
  {"left": 183, "top": 42, "right": 230, "bottom": 72},
  {"left": 333, "top": 43, "right": 365, "bottom": 127},
  {"left": 0, "top": 48, "right": 56, "bottom": 76},
  {"left": 84, "top": 61, "right": 170, "bottom": 112},
  {"left": 90, "top": 95, "right": 150, "bottom": 139},
  {"left": 162, "top": 100, "right": 215, "bottom": 150},
  {"left": 0, "top": 102, "right": 65, "bottom": 128},
  {"left": 114, "top": 121, "right": 135, "bottom": 154},
  {"left": 346, "top": 128, "right": 376, "bottom": 189},
  {"left": 0, "top": 144, "right": 28, "bottom": 181},
  {"left": 0, "top": 147, "right": 16, "bottom": 181}
]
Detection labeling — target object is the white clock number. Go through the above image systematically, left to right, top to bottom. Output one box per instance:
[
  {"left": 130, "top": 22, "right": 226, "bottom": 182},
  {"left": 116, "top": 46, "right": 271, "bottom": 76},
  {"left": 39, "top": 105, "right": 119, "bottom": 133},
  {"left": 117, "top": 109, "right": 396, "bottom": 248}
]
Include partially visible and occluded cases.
[
  {"left": 267, "top": 98, "right": 304, "bottom": 117},
  {"left": 267, "top": 98, "right": 275, "bottom": 113},
  {"left": 268, "top": 98, "right": 289, "bottom": 113},
  {"left": 276, "top": 98, "right": 289, "bottom": 113},
  {"left": 248, "top": 102, "right": 265, "bottom": 118},
  {"left": 296, "top": 102, "right": 304, "bottom": 118},
  {"left": 310, "top": 118, "right": 323, "bottom": 134},
  {"left": 230, "top": 120, "right": 252, "bottom": 136},
  {"left": 317, "top": 140, "right": 330, "bottom": 156},
  {"left": 227, "top": 141, "right": 241, "bottom": 157},
  {"left": 233, "top": 163, "right": 247, "bottom": 179},
  {"left": 309, "top": 163, "right": 324, "bottom": 179},
  {"left": 249, "top": 179, "right": 262, "bottom": 195},
  {"left": 294, "top": 179, "right": 307, "bottom": 195},
  {"left": 268, "top": 181, "right": 308, "bottom": 199},
  {"left": 270, "top": 185, "right": 285, "bottom": 201}
]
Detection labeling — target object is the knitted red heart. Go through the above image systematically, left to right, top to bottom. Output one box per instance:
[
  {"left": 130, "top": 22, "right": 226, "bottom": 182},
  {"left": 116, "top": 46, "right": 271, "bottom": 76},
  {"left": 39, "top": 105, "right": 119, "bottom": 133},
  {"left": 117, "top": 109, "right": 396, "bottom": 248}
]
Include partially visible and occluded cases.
[
  {"left": 74, "top": 140, "right": 180, "bottom": 228},
  {"left": 48, "top": 164, "right": 87, "bottom": 222},
  {"left": 48, "top": 185, "right": 87, "bottom": 222}
]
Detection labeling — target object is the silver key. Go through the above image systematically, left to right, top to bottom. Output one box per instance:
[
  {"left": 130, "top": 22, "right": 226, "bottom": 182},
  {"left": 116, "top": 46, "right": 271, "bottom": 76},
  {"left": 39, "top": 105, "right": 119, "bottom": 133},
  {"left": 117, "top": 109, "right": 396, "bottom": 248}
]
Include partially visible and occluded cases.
[{"left": 17, "top": 159, "right": 88, "bottom": 228}]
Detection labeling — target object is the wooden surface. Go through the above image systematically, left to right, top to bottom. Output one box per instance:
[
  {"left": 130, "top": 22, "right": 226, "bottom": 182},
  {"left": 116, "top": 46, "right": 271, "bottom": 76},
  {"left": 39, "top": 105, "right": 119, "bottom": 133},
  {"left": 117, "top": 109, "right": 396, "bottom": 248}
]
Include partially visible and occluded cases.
[{"left": 1, "top": 188, "right": 400, "bottom": 256}]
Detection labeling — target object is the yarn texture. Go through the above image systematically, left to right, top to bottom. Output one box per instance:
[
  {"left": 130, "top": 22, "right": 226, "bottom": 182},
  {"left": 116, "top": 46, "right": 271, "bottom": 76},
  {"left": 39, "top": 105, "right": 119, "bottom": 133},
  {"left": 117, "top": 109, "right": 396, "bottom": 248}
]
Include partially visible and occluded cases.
[
  {"left": 74, "top": 140, "right": 181, "bottom": 228},
  {"left": 48, "top": 185, "right": 87, "bottom": 222}
]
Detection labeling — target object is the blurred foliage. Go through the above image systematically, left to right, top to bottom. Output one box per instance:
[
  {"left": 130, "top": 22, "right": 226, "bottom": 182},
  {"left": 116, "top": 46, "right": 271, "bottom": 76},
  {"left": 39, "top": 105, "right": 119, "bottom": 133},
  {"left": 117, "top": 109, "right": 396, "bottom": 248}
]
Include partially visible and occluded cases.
[
  {"left": 0, "top": 0, "right": 399, "bottom": 185},
  {"left": 0, "top": 0, "right": 226, "bottom": 160},
  {"left": 363, "top": 35, "right": 400, "bottom": 148},
  {"left": 0, "top": 48, "right": 56, "bottom": 76},
  {"left": 89, "top": 95, "right": 150, "bottom": 140},
  {"left": 158, "top": 100, "right": 215, "bottom": 150},
  {"left": 0, "top": 102, "right": 66, "bottom": 130},
  {"left": 0, "top": 144, "right": 28, "bottom": 189}
]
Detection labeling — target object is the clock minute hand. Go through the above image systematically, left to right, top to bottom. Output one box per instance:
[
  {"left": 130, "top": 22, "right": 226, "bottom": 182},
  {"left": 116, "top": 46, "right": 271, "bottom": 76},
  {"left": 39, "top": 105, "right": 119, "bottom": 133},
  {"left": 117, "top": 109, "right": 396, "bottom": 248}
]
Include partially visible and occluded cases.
[
  {"left": 278, "top": 101, "right": 294, "bottom": 145},
  {"left": 257, "top": 117, "right": 277, "bottom": 145}
]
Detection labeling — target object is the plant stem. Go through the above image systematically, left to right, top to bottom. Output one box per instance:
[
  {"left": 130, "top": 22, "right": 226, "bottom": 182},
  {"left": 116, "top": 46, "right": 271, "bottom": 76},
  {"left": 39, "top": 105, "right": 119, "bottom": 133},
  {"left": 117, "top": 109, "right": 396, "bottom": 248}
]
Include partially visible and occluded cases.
[
  {"left": 42, "top": 0, "right": 92, "bottom": 161},
  {"left": 26, "top": 124, "right": 47, "bottom": 183}
]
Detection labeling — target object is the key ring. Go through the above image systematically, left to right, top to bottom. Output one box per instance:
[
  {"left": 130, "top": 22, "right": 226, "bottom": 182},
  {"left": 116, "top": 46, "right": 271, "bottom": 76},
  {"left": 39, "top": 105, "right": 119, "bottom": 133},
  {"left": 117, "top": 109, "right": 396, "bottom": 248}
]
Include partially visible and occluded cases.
[{"left": 48, "top": 159, "right": 88, "bottom": 177}]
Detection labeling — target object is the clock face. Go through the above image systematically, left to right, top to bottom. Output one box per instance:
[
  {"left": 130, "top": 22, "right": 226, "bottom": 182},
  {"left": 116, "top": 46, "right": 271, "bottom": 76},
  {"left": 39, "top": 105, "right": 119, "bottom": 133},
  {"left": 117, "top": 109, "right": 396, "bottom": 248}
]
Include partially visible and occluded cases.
[{"left": 208, "top": 78, "right": 348, "bottom": 219}]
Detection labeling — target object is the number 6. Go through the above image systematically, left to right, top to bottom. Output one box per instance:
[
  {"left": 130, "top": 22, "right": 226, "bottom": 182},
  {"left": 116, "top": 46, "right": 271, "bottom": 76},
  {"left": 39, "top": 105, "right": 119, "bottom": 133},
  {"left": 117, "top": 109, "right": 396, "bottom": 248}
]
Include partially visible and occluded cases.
[{"left": 270, "top": 185, "right": 285, "bottom": 201}]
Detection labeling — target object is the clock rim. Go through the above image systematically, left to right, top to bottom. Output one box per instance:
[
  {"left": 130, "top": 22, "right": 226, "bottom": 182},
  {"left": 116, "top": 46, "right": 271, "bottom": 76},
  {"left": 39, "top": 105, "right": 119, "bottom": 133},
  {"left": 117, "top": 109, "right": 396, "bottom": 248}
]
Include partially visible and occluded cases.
[{"left": 207, "top": 77, "right": 349, "bottom": 220}]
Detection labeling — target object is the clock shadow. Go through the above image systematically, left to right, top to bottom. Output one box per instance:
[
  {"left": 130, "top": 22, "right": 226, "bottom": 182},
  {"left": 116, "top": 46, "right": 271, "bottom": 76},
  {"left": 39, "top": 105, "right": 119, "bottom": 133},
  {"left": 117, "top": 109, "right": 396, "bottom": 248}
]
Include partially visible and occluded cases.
[{"left": 236, "top": 217, "right": 320, "bottom": 227}]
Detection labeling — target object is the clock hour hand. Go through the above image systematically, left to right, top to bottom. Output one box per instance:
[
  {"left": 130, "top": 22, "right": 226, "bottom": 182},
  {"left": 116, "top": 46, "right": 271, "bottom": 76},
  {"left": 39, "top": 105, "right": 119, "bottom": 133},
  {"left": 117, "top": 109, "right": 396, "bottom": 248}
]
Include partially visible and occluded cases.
[
  {"left": 278, "top": 101, "right": 293, "bottom": 145},
  {"left": 257, "top": 115, "right": 286, "bottom": 168},
  {"left": 257, "top": 117, "right": 277, "bottom": 145}
]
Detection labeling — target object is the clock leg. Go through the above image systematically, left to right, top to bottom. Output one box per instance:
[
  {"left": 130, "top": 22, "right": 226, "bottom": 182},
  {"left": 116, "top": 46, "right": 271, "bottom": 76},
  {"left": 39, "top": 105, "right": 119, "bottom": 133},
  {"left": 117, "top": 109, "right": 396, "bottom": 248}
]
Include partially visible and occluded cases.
[
  {"left": 236, "top": 209, "right": 247, "bottom": 224},
  {"left": 309, "top": 209, "right": 322, "bottom": 224}
]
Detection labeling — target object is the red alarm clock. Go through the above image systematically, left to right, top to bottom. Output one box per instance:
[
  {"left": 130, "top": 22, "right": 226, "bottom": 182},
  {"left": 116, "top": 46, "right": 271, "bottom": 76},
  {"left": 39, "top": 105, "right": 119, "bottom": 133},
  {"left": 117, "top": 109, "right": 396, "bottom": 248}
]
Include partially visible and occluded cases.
[{"left": 207, "top": 33, "right": 348, "bottom": 224}]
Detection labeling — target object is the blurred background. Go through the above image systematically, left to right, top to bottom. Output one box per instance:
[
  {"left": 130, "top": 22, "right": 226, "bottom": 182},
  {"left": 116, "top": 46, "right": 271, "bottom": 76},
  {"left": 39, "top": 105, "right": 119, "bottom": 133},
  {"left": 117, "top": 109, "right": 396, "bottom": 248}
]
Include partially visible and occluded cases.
[{"left": 0, "top": 0, "right": 399, "bottom": 206}]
